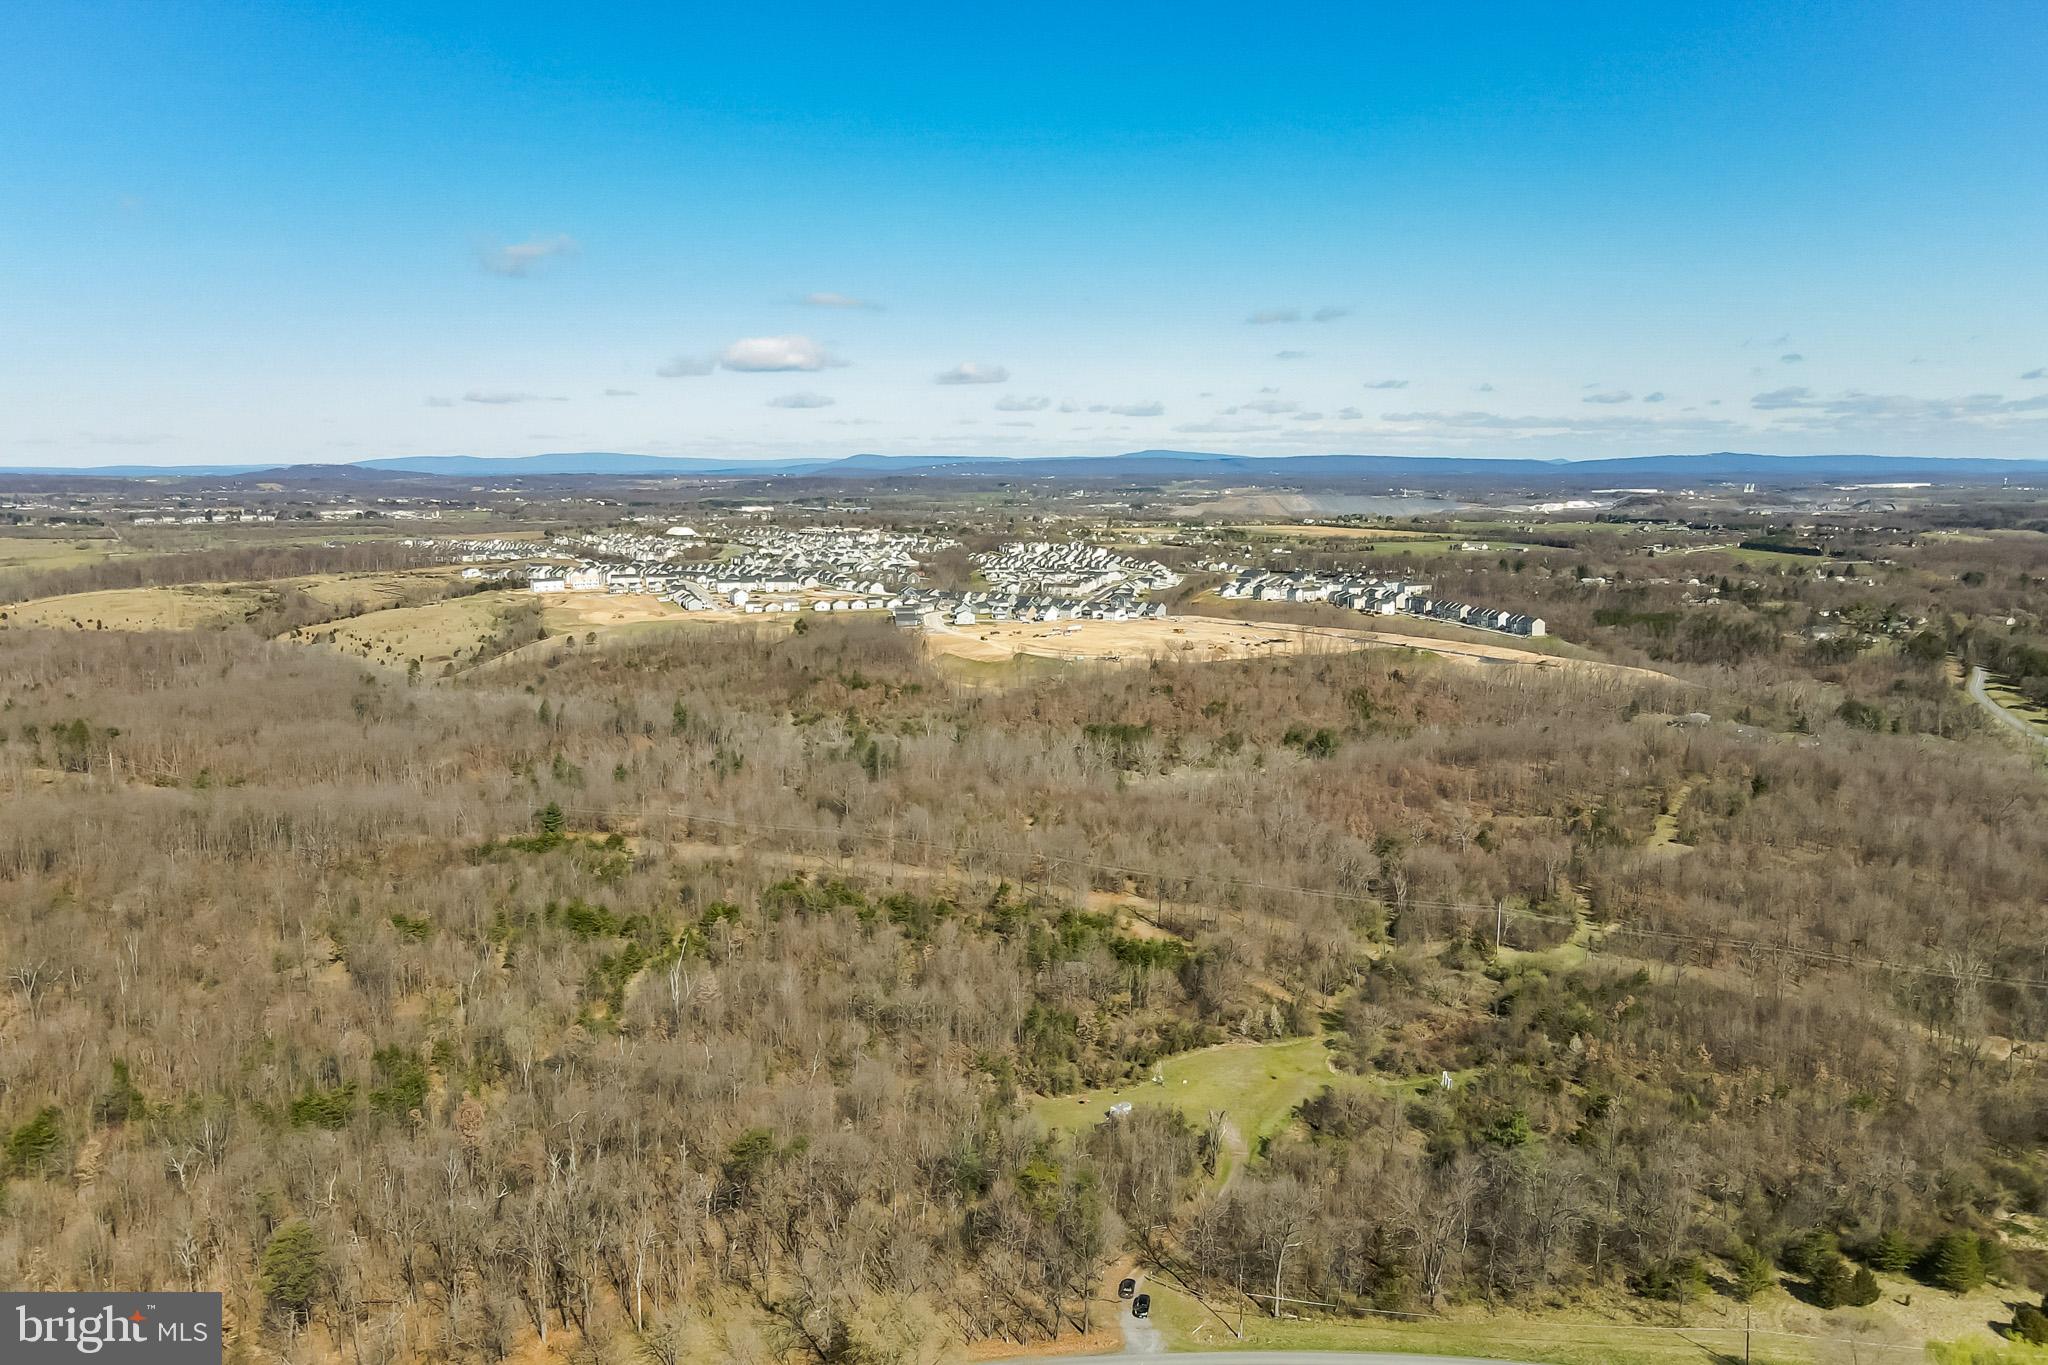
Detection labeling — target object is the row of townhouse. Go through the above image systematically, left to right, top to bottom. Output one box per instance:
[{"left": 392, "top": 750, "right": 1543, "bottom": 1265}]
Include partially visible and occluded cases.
[
  {"left": 132, "top": 508, "right": 279, "bottom": 525},
  {"left": 559, "top": 530, "right": 696, "bottom": 563},
  {"left": 427, "top": 538, "right": 542, "bottom": 564},
  {"left": 973, "top": 541, "right": 1182, "bottom": 595},
  {"left": 527, "top": 564, "right": 610, "bottom": 593},
  {"left": 1219, "top": 568, "right": 1544, "bottom": 637},
  {"left": 888, "top": 587, "right": 1169, "bottom": 629},
  {"left": 1409, "top": 597, "right": 1546, "bottom": 636}
]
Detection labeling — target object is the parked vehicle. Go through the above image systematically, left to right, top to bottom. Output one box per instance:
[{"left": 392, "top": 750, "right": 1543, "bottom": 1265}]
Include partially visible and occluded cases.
[
  {"left": 1118, "top": 1278, "right": 1136, "bottom": 1299},
  {"left": 1131, "top": 1293, "right": 1151, "bottom": 1319}
]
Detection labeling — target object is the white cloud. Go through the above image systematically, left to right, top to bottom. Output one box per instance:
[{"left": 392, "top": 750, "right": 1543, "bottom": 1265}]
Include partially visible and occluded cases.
[
  {"left": 478, "top": 234, "right": 576, "bottom": 278},
  {"left": 798, "top": 291, "right": 881, "bottom": 309},
  {"left": 1311, "top": 306, "right": 1350, "bottom": 323},
  {"left": 1246, "top": 308, "right": 1300, "bottom": 325},
  {"left": 721, "top": 335, "right": 841, "bottom": 372},
  {"left": 1274, "top": 350, "right": 1307, "bottom": 361},
  {"left": 1780, "top": 353, "right": 1805, "bottom": 364},
  {"left": 657, "top": 354, "right": 716, "bottom": 378},
  {"left": 934, "top": 362, "right": 1009, "bottom": 385},
  {"left": 2023, "top": 367, "right": 2046, "bottom": 380},
  {"left": 1363, "top": 379, "right": 1408, "bottom": 390},
  {"left": 1751, "top": 387, "right": 2048, "bottom": 420},
  {"left": 603, "top": 388, "right": 638, "bottom": 398},
  {"left": 463, "top": 390, "right": 544, "bottom": 405},
  {"left": 1582, "top": 390, "right": 1634, "bottom": 404},
  {"left": 767, "top": 391, "right": 835, "bottom": 408},
  {"left": 1641, "top": 391, "right": 1667, "bottom": 403},
  {"left": 996, "top": 394, "right": 1051, "bottom": 411},
  {"left": 424, "top": 396, "right": 455, "bottom": 408},
  {"left": 1230, "top": 398, "right": 1298, "bottom": 415},
  {"left": 1106, "top": 400, "right": 1163, "bottom": 417},
  {"left": 1335, "top": 406, "right": 1363, "bottom": 420},
  {"left": 1380, "top": 408, "right": 1738, "bottom": 437},
  {"left": 1175, "top": 417, "right": 1279, "bottom": 433}
]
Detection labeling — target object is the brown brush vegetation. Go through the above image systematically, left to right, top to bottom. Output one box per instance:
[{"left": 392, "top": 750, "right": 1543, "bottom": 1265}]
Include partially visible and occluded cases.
[{"left": 2, "top": 569, "right": 2046, "bottom": 1362}]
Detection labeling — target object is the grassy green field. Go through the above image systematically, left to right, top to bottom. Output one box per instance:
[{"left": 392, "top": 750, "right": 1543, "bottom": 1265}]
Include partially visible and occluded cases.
[
  {"left": 0, "top": 535, "right": 132, "bottom": 573},
  {"left": 928, "top": 650, "right": 1076, "bottom": 686},
  {"left": 1982, "top": 677, "right": 2048, "bottom": 730},
  {"left": 1030, "top": 1035, "right": 1337, "bottom": 1180},
  {"left": 1146, "top": 1269, "right": 2016, "bottom": 1365},
  {"left": 1148, "top": 1284, "right": 1803, "bottom": 1365}
]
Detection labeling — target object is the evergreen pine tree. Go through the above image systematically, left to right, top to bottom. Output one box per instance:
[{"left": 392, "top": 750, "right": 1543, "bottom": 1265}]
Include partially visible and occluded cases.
[
  {"left": 258, "top": 1219, "right": 325, "bottom": 1326},
  {"left": 1867, "top": 1229, "right": 1914, "bottom": 1272},
  {"left": 1924, "top": 1232, "right": 1985, "bottom": 1294},
  {"left": 1732, "top": 1245, "right": 1776, "bottom": 1302},
  {"left": 1812, "top": 1254, "right": 1856, "bottom": 1309}
]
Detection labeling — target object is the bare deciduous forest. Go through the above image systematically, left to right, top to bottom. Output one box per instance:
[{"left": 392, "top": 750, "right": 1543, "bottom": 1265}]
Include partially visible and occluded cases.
[{"left": 3, "top": 515, "right": 2048, "bottom": 1364}]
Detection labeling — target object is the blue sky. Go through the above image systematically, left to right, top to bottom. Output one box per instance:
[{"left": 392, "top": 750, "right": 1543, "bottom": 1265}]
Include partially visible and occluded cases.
[{"left": 3, "top": 2, "right": 2045, "bottom": 466}]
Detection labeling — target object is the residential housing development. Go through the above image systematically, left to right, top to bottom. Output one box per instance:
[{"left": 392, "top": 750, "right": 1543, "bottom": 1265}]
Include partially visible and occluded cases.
[
  {"left": 432, "top": 531, "right": 1543, "bottom": 638},
  {"left": 1217, "top": 566, "right": 1545, "bottom": 636}
]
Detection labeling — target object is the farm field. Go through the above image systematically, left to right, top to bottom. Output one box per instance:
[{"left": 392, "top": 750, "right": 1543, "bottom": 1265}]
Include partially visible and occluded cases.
[
  {"left": 1171, "top": 492, "right": 1464, "bottom": 518},
  {"left": 1230, "top": 523, "right": 1446, "bottom": 540},
  {"left": 0, "top": 534, "right": 133, "bottom": 573},
  {"left": 0, "top": 582, "right": 269, "bottom": 631}
]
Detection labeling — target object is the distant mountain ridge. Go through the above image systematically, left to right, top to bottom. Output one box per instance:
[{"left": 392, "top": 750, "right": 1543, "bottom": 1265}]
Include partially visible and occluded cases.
[{"left": 5, "top": 448, "right": 2047, "bottom": 485}]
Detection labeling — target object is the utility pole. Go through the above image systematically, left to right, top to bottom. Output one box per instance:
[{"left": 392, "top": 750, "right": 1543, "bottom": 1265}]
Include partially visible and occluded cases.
[{"left": 1744, "top": 1302, "right": 1751, "bottom": 1365}]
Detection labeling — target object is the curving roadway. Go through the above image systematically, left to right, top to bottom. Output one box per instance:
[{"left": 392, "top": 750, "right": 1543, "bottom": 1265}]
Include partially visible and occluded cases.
[{"left": 1968, "top": 666, "right": 2048, "bottom": 747}]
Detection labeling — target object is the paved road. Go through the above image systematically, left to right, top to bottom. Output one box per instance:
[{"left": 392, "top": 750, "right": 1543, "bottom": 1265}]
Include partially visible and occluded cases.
[
  {"left": 1968, "top": 666, "right": 2048, "bottom": 747},
  {"left": 983, "top": 1267, "right": 1543, "bottom": 1365},
  {"left": 1116, "top": 1296, "right": 1165, "bottom": 1354}
]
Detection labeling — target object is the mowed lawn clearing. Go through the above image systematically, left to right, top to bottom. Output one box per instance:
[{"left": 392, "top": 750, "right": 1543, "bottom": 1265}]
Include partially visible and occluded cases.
[
  {"left": 1029, "top": 1034, "right": 1337, "bottom": 1173},
  {"left": 1146, "top": 1266, "right": 2023, "bottom": 1365}
]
